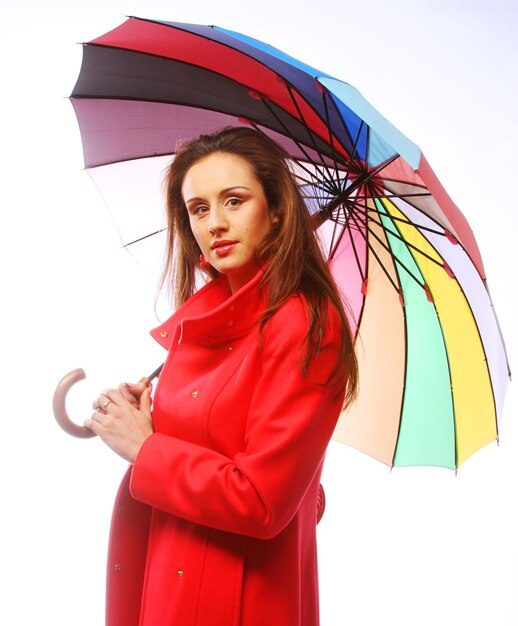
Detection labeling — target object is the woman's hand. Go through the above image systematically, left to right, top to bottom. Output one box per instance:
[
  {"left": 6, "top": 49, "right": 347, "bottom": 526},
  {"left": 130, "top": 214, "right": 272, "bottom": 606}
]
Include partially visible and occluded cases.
[{"left": 85, "top": 381, "right": 154, "bottom": 463}]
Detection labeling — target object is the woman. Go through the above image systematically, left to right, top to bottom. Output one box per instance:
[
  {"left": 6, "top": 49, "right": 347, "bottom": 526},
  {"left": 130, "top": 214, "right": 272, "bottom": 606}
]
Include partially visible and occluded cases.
[{"left": 86, "top": 127, "right": 358, "bottom": 626}]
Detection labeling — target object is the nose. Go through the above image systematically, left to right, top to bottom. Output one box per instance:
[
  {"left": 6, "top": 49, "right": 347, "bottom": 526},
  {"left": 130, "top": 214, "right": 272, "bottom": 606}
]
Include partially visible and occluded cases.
[{"left": 208, "top": 205, "right": 229, "bottom": 235}]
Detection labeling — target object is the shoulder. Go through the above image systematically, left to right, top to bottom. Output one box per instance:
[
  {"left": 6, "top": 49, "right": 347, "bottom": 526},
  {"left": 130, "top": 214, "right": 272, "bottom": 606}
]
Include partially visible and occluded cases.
[
  {"left": 264, "top": 293, "right": 342, "bottom": 355},
  {"left": 270, "top": 293, "right": 342, "bottom": 332},
  {"left": 269, "top": 294, "right": 308, "bottom": 328}
]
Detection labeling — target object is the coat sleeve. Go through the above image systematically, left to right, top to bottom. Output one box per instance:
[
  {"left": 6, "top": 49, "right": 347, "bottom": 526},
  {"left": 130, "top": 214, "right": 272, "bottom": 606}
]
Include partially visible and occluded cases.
[{"left": 129, "top": 298, "right": 346, "bottom": 540}]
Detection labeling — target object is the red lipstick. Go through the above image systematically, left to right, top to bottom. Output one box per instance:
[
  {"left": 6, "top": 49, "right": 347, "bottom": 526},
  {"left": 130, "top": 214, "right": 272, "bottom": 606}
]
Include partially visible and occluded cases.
[{"left": 211, "top": 240, "right": 238, "bottom": 257}]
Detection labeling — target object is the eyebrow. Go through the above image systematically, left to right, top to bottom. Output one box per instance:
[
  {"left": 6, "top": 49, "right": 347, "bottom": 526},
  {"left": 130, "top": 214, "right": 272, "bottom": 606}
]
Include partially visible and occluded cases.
[{"left": 184, "top": 186, "right": 251, "bottom": 205}]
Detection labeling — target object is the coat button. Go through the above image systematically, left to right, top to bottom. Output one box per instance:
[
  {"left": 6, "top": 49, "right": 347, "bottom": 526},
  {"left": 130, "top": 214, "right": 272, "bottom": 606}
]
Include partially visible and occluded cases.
[
  {"left": 229, "top": 305, "right": 235, "bottom": 312},
  {"left": 227, "top": 320, "right": 234, "bottom": 327},
  {"left": 160, "top": 331, "right": 168, "bottom": 338},
  {"left": 227, "top": 346, "right": 233, "bottom": 352},
  {"left": 192, "top": 391, "right": 198, "bottom": 398},
  {"left": 114, "top": 564, "right": 121, "bottom": 572},
  {"left": 177, "top": 570, "right": 183, "bottom": 577}
]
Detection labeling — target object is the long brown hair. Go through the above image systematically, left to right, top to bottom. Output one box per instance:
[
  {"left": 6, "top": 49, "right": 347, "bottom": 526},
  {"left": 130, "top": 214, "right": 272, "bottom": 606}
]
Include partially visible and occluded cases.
[{"left": 162, "top": 127, "right": 358, "bottom": 407}]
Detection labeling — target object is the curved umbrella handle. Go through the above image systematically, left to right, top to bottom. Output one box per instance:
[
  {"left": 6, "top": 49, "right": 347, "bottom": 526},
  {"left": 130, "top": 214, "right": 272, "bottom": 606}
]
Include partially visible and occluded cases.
[
  {"left": 52, "top": 364, "right": 164, "bottom": 439},
  {"left": 52, "top": 368, "right": 96, "bottom": 439}
]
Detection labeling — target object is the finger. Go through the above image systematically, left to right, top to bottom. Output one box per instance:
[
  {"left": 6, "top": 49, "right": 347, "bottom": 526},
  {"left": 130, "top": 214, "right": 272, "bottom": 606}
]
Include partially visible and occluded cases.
[
  {"left": 126, "top": 380, "right": 151, "bottom": 398},
  {"left": 123, "top": 381, "right": 153, "bottom": 410},
  {"left": 119, "top": 383, "right": 139, "bottom": 407},
  {"left": 139, "top": 386, "right": 153, "bottom": 417},
  {"left": 92, "top": 387, "right": 117, "bottom": 411},
  {"left": 100, "top": 388, "right": 131, "bottom": 409},
  {"left": 92, "top": 394, "right": 114, "bottom": 414},
  {"left": 92, "top": 400, "right": 110, "bottom": 412},
  {"left": 87, "top": 411, "right": 108, "bottom": 433},
  {"left": 84, "top": 413, "right": 108, "bottom": 435},
  {"left": 83, "top": 418, "right": 97, "bottom": 433}
]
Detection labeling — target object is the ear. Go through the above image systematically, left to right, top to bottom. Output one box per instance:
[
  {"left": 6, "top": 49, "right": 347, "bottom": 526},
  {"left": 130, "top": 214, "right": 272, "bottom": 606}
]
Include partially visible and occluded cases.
[{"left": 270, "top": 207, "right": 281, "bottom": 224}]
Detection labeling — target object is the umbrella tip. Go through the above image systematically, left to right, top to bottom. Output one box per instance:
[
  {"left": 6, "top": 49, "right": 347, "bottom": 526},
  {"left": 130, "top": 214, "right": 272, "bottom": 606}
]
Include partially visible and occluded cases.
[
  {"left": 315, "top": 80, "right": 325, "bottom": 94},
  {"left": 248, "top": 89, "right": 263, "bottom": 101},
  {"left": 238, "top": 116, "right": 255, "bottom": 127},
  {"left": 444, "top": 229, "right": 459, "bottom": 245},
  {"left": 443, "top": 262, "right": 455, "bottom": 278},
  {"left": 424, "top": 284, "right": 434, "bottom": 303}
]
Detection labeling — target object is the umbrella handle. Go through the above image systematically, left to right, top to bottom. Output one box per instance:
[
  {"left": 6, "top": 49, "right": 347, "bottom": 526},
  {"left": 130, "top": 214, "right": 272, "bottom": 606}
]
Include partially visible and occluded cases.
[
  {"left": 52, "top": 364, "right": 164, "bottom": 439},
  {"left": 52, "top": 368, "right": 96, "bottom": 438}
]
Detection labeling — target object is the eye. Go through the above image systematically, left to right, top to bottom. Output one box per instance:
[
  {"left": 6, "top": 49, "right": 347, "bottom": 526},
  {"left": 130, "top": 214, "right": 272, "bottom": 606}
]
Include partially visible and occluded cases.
[
  {"left": 226, "top": 197, "right": 244, "bottom": 208},
  {"left": 189, "top": 204, "right": 209, "bottom": 217}
]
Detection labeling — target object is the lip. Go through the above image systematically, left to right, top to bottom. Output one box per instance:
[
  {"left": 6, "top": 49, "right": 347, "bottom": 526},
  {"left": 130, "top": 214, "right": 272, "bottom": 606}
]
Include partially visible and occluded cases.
[
  {"left": 211, "top": 239, "right": 238, "bottom": 250},
  {"left": 211, "top": 240, "right": 238, "bottom": 257}
]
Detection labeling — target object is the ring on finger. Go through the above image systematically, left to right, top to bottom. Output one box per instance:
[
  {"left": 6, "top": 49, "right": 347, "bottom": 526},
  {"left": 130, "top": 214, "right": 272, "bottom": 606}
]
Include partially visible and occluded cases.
[{"left": 103, "top": 400, "right": 112, "bottom": 411}]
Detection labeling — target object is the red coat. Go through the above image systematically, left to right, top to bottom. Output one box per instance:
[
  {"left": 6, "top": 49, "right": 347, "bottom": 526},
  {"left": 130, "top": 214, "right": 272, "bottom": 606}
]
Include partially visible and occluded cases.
[{"left": 106, "top": 271, "right": 345, "bottom": 626}]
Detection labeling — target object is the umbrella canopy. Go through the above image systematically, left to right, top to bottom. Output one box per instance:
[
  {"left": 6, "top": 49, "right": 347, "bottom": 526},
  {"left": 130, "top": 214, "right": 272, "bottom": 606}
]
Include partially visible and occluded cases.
[{"left": 70, "top": 16, "right": 510, "bottom": 470}]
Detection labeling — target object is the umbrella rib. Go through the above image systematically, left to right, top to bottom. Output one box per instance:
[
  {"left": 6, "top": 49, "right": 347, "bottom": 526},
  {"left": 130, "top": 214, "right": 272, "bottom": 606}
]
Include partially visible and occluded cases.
[
  {"left": 284, "top": 83, "right": 338, "bottom": 182},
  {"left": 323, "top": 84, "right": 365, "bottom": 181},
  {"left": 322, "top": 85, "right": 404, "bottom": 195},
  {"left": 318, "top": 86, "right": 349, "bottom": 186},
  {"left": 319, "top": 86, "right": 375, "bottom": 223},
  {"left": 251, "top": 94, "right": 317, "bottom": 165},
  {"left": 252, "top": 97, "right": 334, "bottom": 186},
  {"left": 344, "top": 120, "right": 367, "bottom": 187},
  {"left": 312, "top": 154, "right": 400, "bottom": 225},
  {"left": 363, "top": 155, "right": 399, "bottom": 185},
  {"left": 294, "top": 165, "right": 329, "bottom": 191},
  {"left": 376, "top": 190, "right": 430, "bottom": 198},
  {"left": 361, "top": 191, "right": 432, "bottom": 201},
  {"left": 331, "top": 193, "right": 449, "bottom": 248},
  {"left": 341, "top": 197, "right": 447, "bottom": 239},
  {"left": 327, "top": 198, "right": 356, "bottom": 258},
  {"left": 343, "top": 199, "right": 451, "bottom": 275},
  {"left": 328, "top": 205, "right": 349, "bottom": 260},
  {"left": 355, "top": 207, "right": 429, "bottom": 292},
  {"left": 357, "top": 207, "right": 451, "bottom": 269},
  {"left": 365, "top": 207, "right": 450, "bottom": 237},
  {"left": 329, "top": 208, "right": 367, "bottom": 287},
  {"left": 345, "top": 208, "right": 401, "bottom": 293},
  {"left": 332, "top": 216, "right": 345, "bottom": 256},
  {"left": 344, "top": 216, "right": 366, "bottom": 283},
  {"left": 122, "top": 228, "right": 167, "bottom": 248}
]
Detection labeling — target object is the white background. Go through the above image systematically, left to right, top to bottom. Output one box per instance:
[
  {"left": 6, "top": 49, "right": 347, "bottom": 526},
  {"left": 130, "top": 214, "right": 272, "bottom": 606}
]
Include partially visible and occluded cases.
[{"left": 1, "top": 1, "right": 517, "bottom": 624}]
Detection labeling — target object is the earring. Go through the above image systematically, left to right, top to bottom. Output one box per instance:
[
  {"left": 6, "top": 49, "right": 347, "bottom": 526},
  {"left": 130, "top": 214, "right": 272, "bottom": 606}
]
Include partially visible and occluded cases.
[{"left": 199, "top": 254, "right": 211, "bottom": 270}]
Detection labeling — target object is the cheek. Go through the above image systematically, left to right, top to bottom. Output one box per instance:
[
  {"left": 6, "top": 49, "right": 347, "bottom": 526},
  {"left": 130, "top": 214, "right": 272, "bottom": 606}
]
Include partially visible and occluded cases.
[
  {"left": 249, "top": 206, "right": 274, "bottom": 236},
  {"left": 260, "top": 213, "right": 276, "bottom": 236},
  {"left": 190, "top": 222, "right": 208, "bottom": 251}
]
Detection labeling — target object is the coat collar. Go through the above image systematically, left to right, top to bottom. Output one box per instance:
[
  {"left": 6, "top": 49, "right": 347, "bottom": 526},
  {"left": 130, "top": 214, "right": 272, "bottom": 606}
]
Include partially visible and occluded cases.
[{"left": 150, "top": 270, "right": 267, "bottom": 349}]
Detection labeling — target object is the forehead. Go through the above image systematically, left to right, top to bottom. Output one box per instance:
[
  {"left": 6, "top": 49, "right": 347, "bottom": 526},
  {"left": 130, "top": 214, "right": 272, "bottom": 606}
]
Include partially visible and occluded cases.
[{"left": 182, "top": 152, "right": 259, "bottom": 196}]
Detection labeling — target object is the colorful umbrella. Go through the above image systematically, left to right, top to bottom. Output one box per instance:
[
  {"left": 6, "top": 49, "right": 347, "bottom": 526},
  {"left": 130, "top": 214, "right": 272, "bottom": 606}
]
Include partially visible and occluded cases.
[{"left": 65, "top": 16, "right": 509, "bottom": 469}]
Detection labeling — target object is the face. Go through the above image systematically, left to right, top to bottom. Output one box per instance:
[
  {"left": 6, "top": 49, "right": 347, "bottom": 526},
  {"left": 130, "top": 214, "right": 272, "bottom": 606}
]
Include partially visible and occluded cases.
[{"left": 182, "top": 152, "right": 276, "bottom": 293}]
